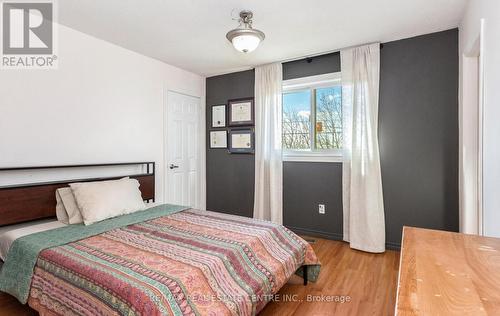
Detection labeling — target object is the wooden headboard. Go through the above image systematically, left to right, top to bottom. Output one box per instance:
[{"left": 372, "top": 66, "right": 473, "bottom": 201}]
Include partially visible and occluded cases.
[{"left": 0, "top": 162, "right": 155, "bottom": 226}]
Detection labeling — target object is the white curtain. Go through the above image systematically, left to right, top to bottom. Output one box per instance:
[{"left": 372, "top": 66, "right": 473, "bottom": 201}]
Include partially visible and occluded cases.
[
  {"left": 341, "top": 43, "right": 385, "bottom": 253},
  {"left": 254, "top": 63, "right": 283, "bottom": 224}
]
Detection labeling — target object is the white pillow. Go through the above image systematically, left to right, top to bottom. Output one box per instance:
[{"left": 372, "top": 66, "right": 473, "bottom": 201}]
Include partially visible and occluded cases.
[
  {"left": 70, "top": 177, "right": 145, "bottom": 225},
  {"left": 55, "top": 187, "right": 83, "bottom": 224},
  {"left": 55, "top": 190, "right": 69, "bottom": 224}
]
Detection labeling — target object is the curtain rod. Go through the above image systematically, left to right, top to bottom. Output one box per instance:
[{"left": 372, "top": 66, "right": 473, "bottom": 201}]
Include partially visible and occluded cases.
[
  {"left": 267, "top": 41, "right": 383, "bottom": 65},
  {"left": 211, "top": 42, "right": 383, "bottom": 77}
]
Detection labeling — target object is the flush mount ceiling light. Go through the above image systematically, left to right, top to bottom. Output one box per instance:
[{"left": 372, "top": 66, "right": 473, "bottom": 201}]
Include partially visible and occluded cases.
[{"left": 226, "top": 10, "right": 265, "bottom": 53}]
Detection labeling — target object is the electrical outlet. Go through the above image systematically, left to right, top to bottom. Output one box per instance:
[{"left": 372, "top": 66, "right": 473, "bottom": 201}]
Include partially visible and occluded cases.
[{"left": 318, "top": 204, "right": 325, "bottom": 214}]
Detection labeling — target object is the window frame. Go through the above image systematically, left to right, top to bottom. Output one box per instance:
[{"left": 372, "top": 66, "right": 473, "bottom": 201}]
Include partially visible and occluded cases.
[{"left": 282, "top": 72, "right": 343, "bottom": 163}]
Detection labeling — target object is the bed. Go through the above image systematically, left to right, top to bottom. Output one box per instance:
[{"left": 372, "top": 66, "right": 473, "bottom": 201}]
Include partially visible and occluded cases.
[{"left": 0, "top": 163, "right": 320, "bottom": 316}]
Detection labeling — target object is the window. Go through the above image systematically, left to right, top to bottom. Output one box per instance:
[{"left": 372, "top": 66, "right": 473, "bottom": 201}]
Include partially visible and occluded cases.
[{"left": 282, "top": 72, "right": 342, "bottom": 162}]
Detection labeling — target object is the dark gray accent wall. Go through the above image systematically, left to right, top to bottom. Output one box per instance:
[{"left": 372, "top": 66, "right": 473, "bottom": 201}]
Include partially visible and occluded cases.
[
  {"left": 206, "top": 29, "right": 459, "bottom": 249},
  {"left": 379, "top": 29, "right": 459, "bottom": 245},
  {"left": 283, "top": 52, "right": 340, "bottom": 80},
  {"left": 206, "top": 70, "right": 255, "bottom": 217},
  {"left": 283, "top": 162, "right": 343, "bottom": 240}
]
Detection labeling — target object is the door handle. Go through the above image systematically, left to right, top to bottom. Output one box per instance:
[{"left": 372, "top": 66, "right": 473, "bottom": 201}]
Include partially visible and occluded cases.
[{"left": 169, "top": 164, "right": 179, "bottom": 169}]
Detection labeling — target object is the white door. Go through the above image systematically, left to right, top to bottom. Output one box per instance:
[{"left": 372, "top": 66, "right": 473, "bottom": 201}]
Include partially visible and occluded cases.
[{"left": 166, "top": 91, "right": 201, "bottom": 207}]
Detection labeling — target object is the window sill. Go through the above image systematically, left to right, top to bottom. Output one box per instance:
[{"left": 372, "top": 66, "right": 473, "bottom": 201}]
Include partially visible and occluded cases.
[{"left": 283, "top": 152, "right": 343, "bottom": 163}]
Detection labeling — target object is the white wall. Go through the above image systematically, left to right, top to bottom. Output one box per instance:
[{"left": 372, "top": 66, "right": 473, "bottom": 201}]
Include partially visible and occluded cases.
[
  {"left": 459, "top": 0, "right": 500, "bottom": 237},
  {"left": 0, "top": 23, "right": 206, "bottom": 204}
]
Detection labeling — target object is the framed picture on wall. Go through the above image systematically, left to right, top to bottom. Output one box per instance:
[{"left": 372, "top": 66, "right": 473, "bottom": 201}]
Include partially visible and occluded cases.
[
  {"left": 228, "top": 98, "right": 254, "bottom": 126},
  {"left": 211, "top": 105, "right": 226, "bottom": 128},
  {"left": 228, "top": 128, "right": 254, "bottom": 154},
  {"left": 210, "top": 130, "right": 227, "bottom": 148}
]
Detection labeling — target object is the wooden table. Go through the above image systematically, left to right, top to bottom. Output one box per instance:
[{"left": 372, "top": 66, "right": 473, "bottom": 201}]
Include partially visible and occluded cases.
[{"left": 396, "top": 227, "right": 500, "bottom": 315}]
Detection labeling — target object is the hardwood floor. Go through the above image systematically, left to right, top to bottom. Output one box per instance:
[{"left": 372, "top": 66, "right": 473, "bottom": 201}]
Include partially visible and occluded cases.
[
  {"left": 0, "top": 238, "right": 400, "bottom": 316},
  {"left": 260, "top": 238, "right": 400, "bottom": 315},
  {"left": 0, "top": 293, "right": 37, "bottom": 316}
]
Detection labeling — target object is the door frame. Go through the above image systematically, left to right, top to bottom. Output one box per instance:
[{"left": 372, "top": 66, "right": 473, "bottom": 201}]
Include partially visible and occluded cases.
[
  {"left": 459, "top": 19, "right": 484, "bottom": 235},
  {"left": 163, "top": 89, "right": 206, "bottom": 209}
]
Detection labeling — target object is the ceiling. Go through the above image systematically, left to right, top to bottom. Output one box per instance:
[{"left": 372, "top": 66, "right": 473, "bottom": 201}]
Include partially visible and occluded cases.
[{"left": 58, "top": 0, "right": 468, "bottom": 77}]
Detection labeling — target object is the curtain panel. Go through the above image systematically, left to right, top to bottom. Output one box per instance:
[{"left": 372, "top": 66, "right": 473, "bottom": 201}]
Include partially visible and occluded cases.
[
  {"left": 341, "top": 43, "right": 385, "bottom": 253},
  {"left": 253, "top": 63, "right": 283, "bottom": 224}
]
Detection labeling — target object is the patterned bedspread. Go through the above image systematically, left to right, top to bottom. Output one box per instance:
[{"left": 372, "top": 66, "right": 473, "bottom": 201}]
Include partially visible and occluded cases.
[{"left": 27, "top": 209, "right": 320, "bottom": 316}]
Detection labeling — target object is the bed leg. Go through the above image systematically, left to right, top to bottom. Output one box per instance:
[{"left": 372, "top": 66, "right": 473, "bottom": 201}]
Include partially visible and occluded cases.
[{"left": 303, "top": 265, "right": 308, "bottom": 285}]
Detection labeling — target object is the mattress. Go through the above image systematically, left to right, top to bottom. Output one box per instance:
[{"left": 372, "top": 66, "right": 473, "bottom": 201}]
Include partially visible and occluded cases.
[{"left": 0, "top": 219, "right": 66, "bottom": 261}]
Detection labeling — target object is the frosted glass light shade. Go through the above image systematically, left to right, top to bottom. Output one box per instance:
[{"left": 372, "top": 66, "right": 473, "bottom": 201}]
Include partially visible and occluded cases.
[{"left": 231, "top": 34, "right": 261, "bottom": 53}]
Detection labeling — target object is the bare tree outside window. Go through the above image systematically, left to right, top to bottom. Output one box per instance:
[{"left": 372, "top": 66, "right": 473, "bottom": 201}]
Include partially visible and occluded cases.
[
  {"left": 283, "top": 86, "right": 342, "bottom": 150},
  {"left": 315, "top": 87, "right": 342, "bottom": 149},
  {"left": 283, "top": 90, "right": 311, "bottom": 149}
]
